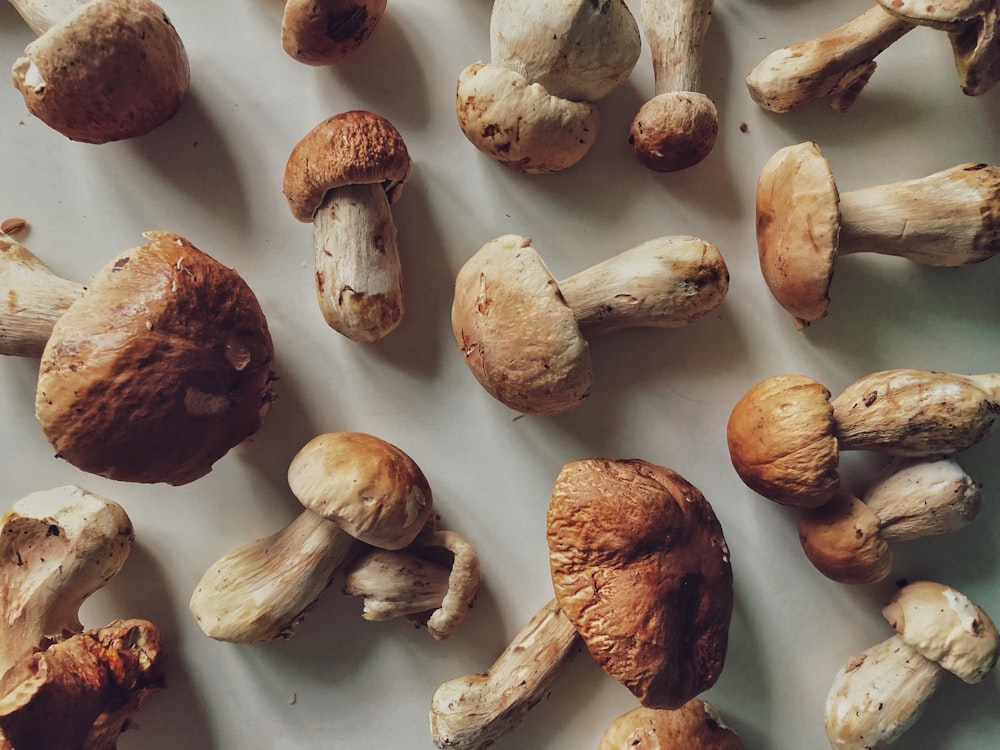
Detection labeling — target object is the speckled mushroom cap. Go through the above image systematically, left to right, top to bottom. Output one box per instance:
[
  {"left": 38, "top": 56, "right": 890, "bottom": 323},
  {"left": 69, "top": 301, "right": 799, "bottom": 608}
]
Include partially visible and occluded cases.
[
  {"left": 11, "top": 0, "right": 189, "bottom": 144},
  {"left": 281, "top": 0, "right": 387, "bottom": 65},
  {"left": 628, "top": 92, "right": 719, "bottom": 173},
  {"left": 282, "top": 110, "right": 412, "bottom": 222},
  {"left": 756, "top": 141, "right": 841, "bottom": 328},
  {"left": 35, "top": 232, "right": 276, "bottom": 486},
  {"left": 451, "top": 234, "right": 592, "bottom": 415},
  {"left": 726, "top": 374, "right": 840, "bottom": 508},
  {"left": 286, "top": 432, "right": 433, "bottom": 551},
  {"left": 547, "top": 458, "right": 733, "bottom": 710},
  {"left": 882, "top": 580, "right": 1000, "bottom": 684},
  {"left": 599, "top": 700, "right": 745, "bottom": 750}
]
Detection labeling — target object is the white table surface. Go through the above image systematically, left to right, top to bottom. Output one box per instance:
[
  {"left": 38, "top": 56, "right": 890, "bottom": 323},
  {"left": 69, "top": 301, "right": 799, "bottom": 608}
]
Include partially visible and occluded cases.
[{"left": 1, "top": 1, "right": 998, "bottom": 748}]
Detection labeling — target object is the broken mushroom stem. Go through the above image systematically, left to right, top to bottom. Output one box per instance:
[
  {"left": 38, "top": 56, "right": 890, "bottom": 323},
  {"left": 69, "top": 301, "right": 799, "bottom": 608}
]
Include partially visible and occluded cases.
[{"left": 8, "top": 0, "right": 85, "bottom": 34}]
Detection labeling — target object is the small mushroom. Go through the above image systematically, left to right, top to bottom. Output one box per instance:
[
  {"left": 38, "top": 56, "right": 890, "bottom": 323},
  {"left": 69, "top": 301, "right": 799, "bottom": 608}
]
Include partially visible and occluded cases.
[
  {"left": 9, "top": 0, "right": 189, "bottom": 143},
  {"left": 281, "top": 0, "right": 387, "bottom": 65},
  {"left": 628, "top": 0, "right": 719, "bottom": 172},
  {"left": 283, "top": 111, "right": 412, "bottom": 342},
  {"left": 756, "top": 142, "right": 1000, "bottom": 328},
  {"left": 451, "top": 234, "right": 729, "bottom": 415},
  {"left": 189, "top": 432, "right": 433, "bottom": 644},
  {"left": 798, "top": 458, "right": 982, "bottom": 584},
  {"left": 825, "top": 581, "right": 999, "bottom": 748},
  {"left": 599, "top": 700, "right": 745, "bottom": 750}
]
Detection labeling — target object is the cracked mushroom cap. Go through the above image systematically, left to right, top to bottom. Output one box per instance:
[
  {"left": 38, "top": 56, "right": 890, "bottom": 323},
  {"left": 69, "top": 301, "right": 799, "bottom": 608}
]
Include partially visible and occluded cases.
[
  {"left": 11, "top": 0, "right": 189, "bottom": 144},
  {"left": 281, "top": 0, "right": 387, "bottom": 65},
  {"left": 282, "top": 110, "right": 412, "bottom": 223},
  {"left": 756, "top": 141, "right": 841, "bottom": 328},
  {"left": 34, "top": 232, "right": 276, "bottom": 486},
  {"left": 451, "top": 234, "right": 591, "bottom": 415},
  {"left": 286, "top": 432, "right": 433, "bottom": 551},
  {"left": 547, "top": 459, "right": 733, "bottom": 710},
  {"left": 599, "top": 700, "right": 745, "bottom": 750}
]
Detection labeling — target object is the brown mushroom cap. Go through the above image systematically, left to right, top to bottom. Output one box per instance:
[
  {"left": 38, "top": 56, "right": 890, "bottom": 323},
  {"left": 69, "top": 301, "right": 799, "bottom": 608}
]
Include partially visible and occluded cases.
[
  {"left": 11, "top": 0, "right": 189, "bottom": 144},
  {"left": 281, "top": 0, "right": 387, "bottom": 65},
  {"left": 628, "top": 92, "right": 719, "bottom": 173},
  {"left": 282, "top": 110, "right": 412, "bottom": 222},
  {"left": 756, "top": 141, "right": 841, "bottom": 328},
  {"left": 35, "top": 231, "right": 276, "bottom": 486},
  {"left": 451, "top": 234, "right": 592, "bottom": 415},
  {"left": 286, "top": 432, "right": 433, "bottom": 550},
  {"left": 547, "top": 458, "right": 733, "bottom": 710},
  {"left": 797, "top": 489, "right": 892, "bottom": 584},
  {"left": 599, "top": 700, "right": 745, "bottom": 750}
]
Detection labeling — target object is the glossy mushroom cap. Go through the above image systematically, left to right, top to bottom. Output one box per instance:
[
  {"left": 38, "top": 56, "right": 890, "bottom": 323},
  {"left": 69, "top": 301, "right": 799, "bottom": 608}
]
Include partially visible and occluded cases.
[
  {"left": 11, "top": 0, "right": 189, "bottom": 144},
  {"left": 281, "top": 0, "right": 387, "bottom": 65},
  {"left": 282, "top": 110, "right": 412, "bottom": 222},
  {"left": 756, "top": 141, "right": 841, "bottom": 328},
  {"left": 35, "top": 232, "right": 276, "bottom": 485},
  {"left": 451, "top": 234, "right": 592, "bottom": 415},
  {"left": 287, "top": 432, "right": 433, "bottom": 550},
  {"left": 547, "top": 458, "right": 733, "bottom": 709},
  {"left": 599, "top": 700, "right": 745, "bottom": 750}
]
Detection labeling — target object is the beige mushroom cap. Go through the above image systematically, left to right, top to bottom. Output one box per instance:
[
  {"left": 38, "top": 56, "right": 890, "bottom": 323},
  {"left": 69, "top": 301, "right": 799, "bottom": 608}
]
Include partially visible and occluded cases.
[
  {"left": 11, "top": 0, "right": 189, "bottom": 144},
  {"left": 281, "top": 0, "right": 387, "bottom": 65},
  {"left": 876, "top": 0, "right": 988, "bottom": 28},
  {"left": 628, "top": 92, "right": 719, "bottom": 173},
  {"left": 283, "top": 110, "right": 412, "bottom": 222},
  {"left": 756, "top": 141, "right": 841, "bottom": 328},
  {"left": 35, "top": 232, "right": 276, "bottom": 486},
  {"left": 451, "top": 234, "right": 592, "bottom": 415},
  {"left": 287, "top": 432, "right": 433, "bottom": 550},
  {"left": 547, "top": 459, "right": 733, "bottom": 710},
  {"left": 599, "top": 700, "right": 745, "bottom": 750}
]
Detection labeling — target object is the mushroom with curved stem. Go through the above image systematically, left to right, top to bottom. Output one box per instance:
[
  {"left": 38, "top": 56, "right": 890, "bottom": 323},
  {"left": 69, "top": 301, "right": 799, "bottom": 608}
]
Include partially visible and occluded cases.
[
  {"left": 9, "top": 0, "right": 189, "bottom": 143},
  {"left": 280, "top": 0, "right": 387, "bottom": 65},
  {"left": 628, "top": 0, "right": 718, "bottom": 172},
  {"left": 283, "top": 110, "right": 412, "bottom": 342},
  {"left": 756, "top": 141, "right": 1000, "bottom": 328},
  {"left": 451, "top": 233, "right": 729, "bottom": 415},
  {"left": 189, "top": 432, "right": 433, "bottom": 644},
  {"left": 798, "top": 457, "right": 982, "bottom": 584},
  {"left": 825, "top": 581, "right": 999, "bottom": 749},
  {"left": 599, "top": 700, "right": 745, "bottom": 750}
]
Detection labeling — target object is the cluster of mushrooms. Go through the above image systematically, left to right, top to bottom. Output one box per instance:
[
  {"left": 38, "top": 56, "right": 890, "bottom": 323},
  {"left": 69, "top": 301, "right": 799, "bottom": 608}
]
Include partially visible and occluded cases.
[{"left": 1, "top": 0, "right": 998, "bottom": 747}]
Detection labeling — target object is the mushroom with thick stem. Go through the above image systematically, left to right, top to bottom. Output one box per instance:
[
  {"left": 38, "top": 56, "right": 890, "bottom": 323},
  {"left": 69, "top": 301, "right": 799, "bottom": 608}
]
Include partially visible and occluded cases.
[
  {"left": 9, "top": 0, "right": 189, "bottom": 143},
  {"left": 280, "top": 0, "right": 387, "bottom": 65},
  {"left": 628, "top": 0, "right": 718, "bottom": 173},
  {"left": 283, "top": 110, "right": 412, "bottom": 342},
  {"left": 756, "top": 141, "right": 1000, "bottom": 329},
  {"left": 451, "top": 233, "right": 729, "bottom": 415},
  {"left": 189, "top": 432, "right": 433, "bottom": 644},
  {"left": 798, "top": 457, "right": 982, "bottom": 584},
  {"left": 430, "top": 458, "right": 733, "bottom": 749},
  {"left": 825, "top": 580, "right": 999, "bottom": 749},
  {"left": 599, "top": 699, "right": 745, "bottom": 750}
]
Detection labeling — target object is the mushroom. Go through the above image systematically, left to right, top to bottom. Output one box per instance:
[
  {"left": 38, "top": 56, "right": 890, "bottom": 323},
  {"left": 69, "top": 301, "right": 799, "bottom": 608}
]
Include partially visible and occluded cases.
[
  {"left": 9, "top": 0, "right": 189, "bottom": 143},
  {"left": 280, "top": 0, "right": 386, "bottom": 65},
  {"left": 456, "top": 0, "right": 640, "bottom": 173},
  {"left": 628, "top": 0, "right": 718, "bottom": 172},
  {"left": 283, "top": 110, "right": 412, "bottom": 342},
  {"left": 756, "top": 141, "right": 1000, "bottom": 328},
  {"left": 9, "top": 231, "right": 276, "bottom": 485},
  {"left": 451, "top": 233, "right": 729, "bottom": 415},
  {"left": 189, "top": 432, "right": 433, "bottom": 644},
  {"left": 798, "top": 457, "right": 981, "bottom": 584},
  {"left": 430, "top": 458, "right": 733, "bottom": 749},
  {"left": 825, "top": 581, "right": 999, "bottom": 748},
  {"left": 599, "top": 700, "right": 745, "bottom": 750}
]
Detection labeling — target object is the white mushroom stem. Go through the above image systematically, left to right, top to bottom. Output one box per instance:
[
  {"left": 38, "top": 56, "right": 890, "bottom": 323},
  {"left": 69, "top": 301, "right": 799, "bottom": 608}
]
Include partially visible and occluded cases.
[
  {"left": 7, "top": 0, "right": 85, "bottom": 35},
  {"left": 643, "top": 0, "right": 712, "bottom": 96},
  {"left": 746, "top": 5, "right": 913, "bottom": 112},
  {"left": 312, "top": 182, "right": 403, "bottom": 343},
  {"left": 558, "top": 235, "right": 729, "bottom": 336},
  {"left": 0, "top": 238, "right": 85, "bottom": 357},
  {"left": 189, "top": 509, "right": 357, "bottom": 644},
  {"left": 422, "top": 530, "right": 481, "bottom": 640},
  {"left": 344, "top": 549, "right": 452, "bottom": 621},
  {"left": 430, "top": 598, "right": 582, "bottom": 750}
]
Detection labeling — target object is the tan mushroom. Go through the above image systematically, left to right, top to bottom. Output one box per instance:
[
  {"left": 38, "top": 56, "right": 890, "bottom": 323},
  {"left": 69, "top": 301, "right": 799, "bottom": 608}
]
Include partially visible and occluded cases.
[
  {"left": 9, "top": 0, "right": 189, "bottom": 143},
  {"left": 281, "top": 0, "right": 387, "bottom": 65},
  {"left": 283, "top": 111, "right": 412, "bottom": 342},
  {"left": 756, "top": 141, "right": 1000, "bottom": 328},
  {"left": 451, "top": 234, "right": 729, "bottom": 415},
  {"left": 825, "top": 581, "right": 999, "bottom": 748},
  {"left": 599, "top": 700, "right": 745, "bottom": 750}
]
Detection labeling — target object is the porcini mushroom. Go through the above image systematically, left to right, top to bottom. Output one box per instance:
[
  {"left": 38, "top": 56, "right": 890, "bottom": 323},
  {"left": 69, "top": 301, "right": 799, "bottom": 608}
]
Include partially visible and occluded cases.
[
  {"left": 9, "top": 0, "right": 189, "bottom": 143},
  {"left": 280, "top": 0, "right": 386, "bottom": 65},
  {"left": 628, "top": 0, "right": 719, "bottom": 172},
  {"left": 283, "top": 110, "right": 412, "bottom": 342},
  {"left": 756, "top": 141, "right": 1000, "bottom": 328},
  {"left": 451, "top": 233, "right": 729, "bottom": 415},
  {"left": 189, "top": 432, "right": 433, "bottom": 644},
  {"left": 798, "top": 457, "right": 981, "bottom": 584},
  {"left": 430, "top": 458, "right": 733, "bottom": 749},
  {"left": 825, "top": 581, "right": 999, "bottom": 748},
  {"left": 599, "top": 700, "right": 745, "bottom": 750}
]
